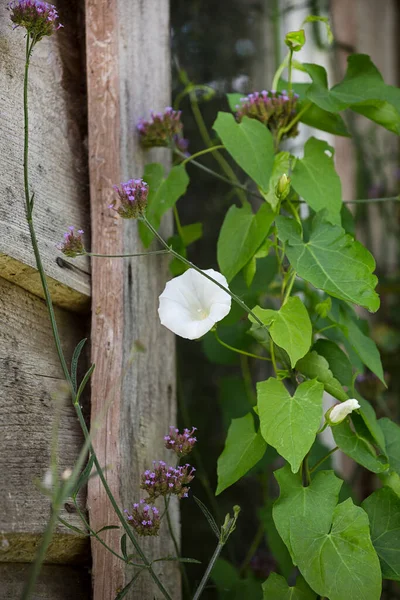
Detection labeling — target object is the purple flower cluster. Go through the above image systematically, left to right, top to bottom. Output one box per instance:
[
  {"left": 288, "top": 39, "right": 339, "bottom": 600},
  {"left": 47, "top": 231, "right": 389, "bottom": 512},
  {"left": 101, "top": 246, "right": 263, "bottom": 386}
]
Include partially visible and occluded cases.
[
  {"left": 8, "top": 0, "right": 63, "bottom": 41},
  {"left": 236, "top": 90, "right": 300, "bottom": 139},
  {"left": 137, "top": 107, "right": 188, "bottom": 151},
  {"left": 110, "top": 178, "right": 149, "bottom": 219},
  {"left": 57, "top": 226, "right": 85, "bottom": 258},
  {"left": 164, "top": 426, "right": 197, "bottom": 458},
  {"left": 141, "top": 461, "right": 196, "bottom": 501},
  {"left": 124, "top": 500, "right": 160, "bottom": 537}
]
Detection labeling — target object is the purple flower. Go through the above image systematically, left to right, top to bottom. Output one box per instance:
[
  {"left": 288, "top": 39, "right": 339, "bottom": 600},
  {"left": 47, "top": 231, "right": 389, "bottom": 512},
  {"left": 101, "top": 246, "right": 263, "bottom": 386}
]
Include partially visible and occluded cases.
[
  {"left": 8, "top": 0, "right": 63, "bottom": 40},
  {"left": 236, "top": 90, "right": 300, "bottom": 140},
  {"left": 137, "top": 107, "right": 188, "bottom": 151},
  {"left": 110, "top": 178, "right": 148, "bottom": 219},
  {"left": 57, "top": 227, "right": 85, "bottom": 258},
  {"left": 164, "top": 426, "right": 197, "bottom": 457},
  {"left": 140, "top": 461, "right": 195, "bottom": 500},
  {"left": 125, "top": 499, "right": 161, "bottom": 537}
]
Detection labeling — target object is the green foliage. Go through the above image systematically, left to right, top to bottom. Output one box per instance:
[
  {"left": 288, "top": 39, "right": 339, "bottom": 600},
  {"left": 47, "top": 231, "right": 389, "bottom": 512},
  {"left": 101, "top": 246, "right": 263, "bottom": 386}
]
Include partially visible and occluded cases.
[
  {"left": 285, "top": 29, "right": 306, "bottom": 52},
  {"left": 213, "top": 112, "right": 274, "bottom": 191},
  {"left": 291, "top": 137, "right": 342, "bottom": 224},
  {"left": 260, "top": 151, "right": 291, "bottom": 210},
  {"left": 139, "top": 163, "right": 189, "bottom": 247},
  {"left": 217, "top": 202, "right": 275, "bottom": 282},
  {"left": 276, "top": 212, "right": 380, "bottom": 312},
  {"left": 250, "top": 297, "right": 312, "bottom": 367},
  {"left": 312, "top": 339, "right": 353, "bottom": 388},
  {"left": 296, "top": 350, "right": 348, "bottom": 401},
  {"left": 257, "top": 379, "right": 323, "bottom": 473},
  {"left": 216, "top": 413, "right": 267, "bottom": 495},
  {"left": 380, "top": 418, "right": 400, "bottom": 476},
  {"left": 332, "top": 419, "right": 388, "bottom": 473},
  {"left": 362, "top": 486, "right": 400, "bottom": 581},
  {"left": 291, "top": 499, "right": 382, "bottom": 600},
  {"left": 262, "top": 573, "right": 316, "bottom": 599}
]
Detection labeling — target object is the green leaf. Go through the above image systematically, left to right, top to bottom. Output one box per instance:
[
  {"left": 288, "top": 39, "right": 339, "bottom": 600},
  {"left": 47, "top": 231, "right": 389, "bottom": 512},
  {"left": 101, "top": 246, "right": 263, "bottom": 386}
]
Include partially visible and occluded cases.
[
  {"left": 303, "top": 15, "right": 333, "bottom": 44},
  {"left": 285, "top": 29, "right": 306, "bottom": 52},
  {"left": 304, "top": 56, "right": 400, "bottom": 134},
  {"left": 227, "top": 93, "right": 244, "bottom": 112},
  {"left": 299, "top": 102, "right": 350, "bottom": 137},
  {"left": 213, "top": 112, "right": 274, "bottom": 191},
  {"left": 291, "top": 137, "right": 342, "bottom": 224},
  {"left": 259, "top": 152, "right": 291, "bottom": 210},
  {"left": 139, "top": 163, "right": 189, "bottom": 247},
  {"left": 217, "top": 202, "right": 274, "bottom": 282},
  {"left": 276, "top": 213, "right": 380, "bottom": 312},
  {"left": 181, "top": 222, "right": 203, "bottom": 246},
  {"left": 250, "top": 297, "right": 312, "bottom": 367},
  {"left": 339, "top": 313, "right": 384, "bottom": 383},
  {"left": 71, "top": 338, "right": 87, "bottom": 393},
  {"left": 312, "top": 339, "right": 353, "bottom": 388},
  {"left": 296, "top": 350, "right": 348, "bottom": 402},
  {"left": 257, "top": 378, "right": 323, "bottom": 473},
  {"left": 357, "top": 396, "right": 386, "bottom": 452},
  {"left": 216, "top": 413, "right": 267, "bottom": 495},
  {"left": 380, "top": 418, "right": 400, "bottom": 476},
  {"left": 332, "top": 419, "right": 388, "bottom": 473},
  {"left": 273, "top": 465, "right": 343, "bottom": 558},
  {"left": 362, "top": 486, "right": 400, "bottom": 581},
  {"left": 194, "top": 496, "right": 220, "bottom": 539},
  {"left": 291, "top": 498, "right": 382, "bottom": 600},
  {"left": 120, "top": 533, "right": 128, "bottom": 559},
  {"left": 262, "top": 573, "right": 316, "bottom": 600}
]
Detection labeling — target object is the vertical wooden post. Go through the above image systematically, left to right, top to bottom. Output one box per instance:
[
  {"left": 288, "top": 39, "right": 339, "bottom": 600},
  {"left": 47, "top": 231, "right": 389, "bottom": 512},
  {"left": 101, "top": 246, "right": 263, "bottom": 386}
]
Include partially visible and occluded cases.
[{"left": 86, "top": 1, "right": 179, "bottom": 598}]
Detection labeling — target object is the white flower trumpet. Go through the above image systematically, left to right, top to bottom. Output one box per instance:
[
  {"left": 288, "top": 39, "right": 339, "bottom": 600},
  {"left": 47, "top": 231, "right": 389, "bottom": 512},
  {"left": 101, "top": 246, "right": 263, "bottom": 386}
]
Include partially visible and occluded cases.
[
  {"left": 158, "top": 268, "right": 232, "bottom": 340},
  {"left": 327, "top": 398, "right": 361, "bottom": 425}
]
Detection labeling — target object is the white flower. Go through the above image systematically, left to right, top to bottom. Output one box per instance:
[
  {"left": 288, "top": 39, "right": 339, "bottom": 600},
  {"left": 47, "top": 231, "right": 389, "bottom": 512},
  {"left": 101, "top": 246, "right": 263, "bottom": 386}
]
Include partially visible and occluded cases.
[
  {"left": 158, "top": 268, "right": 232, "bottom": 340},
  {"left": 328, "top": 398, "right": 361, "bottom": 425}
]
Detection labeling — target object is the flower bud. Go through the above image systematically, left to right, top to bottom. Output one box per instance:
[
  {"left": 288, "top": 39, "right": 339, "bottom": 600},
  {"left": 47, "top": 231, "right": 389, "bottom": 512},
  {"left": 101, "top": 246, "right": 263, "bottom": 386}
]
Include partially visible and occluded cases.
[
  {"left": 8, "top": 0, "right": 63, "bottom": 41},
  {"left": 236, "top": 90, "right": 300, "bottom": 140},
  {"left": 137, "top": 107, "right": 188, "bottom": 151},
  {"left": 275, "top": 173, "right": 291, "bottom": 201},
  {"left": 110, "top": 179, "right": 148, "bottom": 219},
  {"left": 57, "top": 227, "right": 85, "bottom": 258},
  {"left": 325, "top": 398, "right": 361, "bottom": 425},
  {"left": 164, "top": 426, "right": 197, "bottom": 457},
  {"left": 141, "top": 461, "right": 195, "bottom": 500},
  {"left": 125, "top": 500, "right": 160, "bottom": 537}
]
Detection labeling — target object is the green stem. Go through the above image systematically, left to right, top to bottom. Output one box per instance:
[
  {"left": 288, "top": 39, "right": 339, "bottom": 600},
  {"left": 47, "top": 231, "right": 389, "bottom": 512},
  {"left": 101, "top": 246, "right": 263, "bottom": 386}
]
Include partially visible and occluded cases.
[
  {"left": 21, "top": 40, "right": 172, "bottom": 600},
  {"left": 287, "top": 49, "right": 294, "bottom": 95},
  {"left": 272, "top": 52, "right": 289, "bottom": 92},
  {"left": 276, "top": 101, "right": 312, "bottom": 147},
  {"left": 181, "top": 145, "right": 225, "bottom": 166},
  {"left": 173, "top": 205, "right": 184, "bottom": 240},
  {"left": 141, "top": 216, "right": 266, "bottom": 331},
  {"left": 87, "top": 250, "right": 169, "bottom": 258},
  {"left": 282, "top": 270, "right": 296, "bottom": 305},
  {"left": 214, "top": 329, "right": 271, "bottom": 362},
  {"left": 270, "top": 339, "right": 278, "bottom": 376},
  {"left": 309, "top": 446, "right": 339, "bottom": 474},
  {"left": 302, "top": 454, "right": 311, "bottom": 486},
  {"left": 164, "top": 497, "right": 191, "bottom": 598},
  {"left": 192, "top": 542, "right": 224, "bottom": 600}
]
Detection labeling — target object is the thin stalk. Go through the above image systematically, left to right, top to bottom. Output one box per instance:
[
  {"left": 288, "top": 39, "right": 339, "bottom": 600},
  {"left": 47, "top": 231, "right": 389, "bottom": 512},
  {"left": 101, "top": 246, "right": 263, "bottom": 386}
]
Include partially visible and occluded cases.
[
  {"left": 21, "top": 40, "right": 172, "bottom": 600},
  {"left": 287, "top": 49, "right": 294, "bottom": 95},
  {"left": 272, "top": 52, "right": 289, "bottom": 92},
  {"left": 276, "top": 102, "right": 312, "bottom": 147},
  {"left": 181, "top": 145, "right": 225, "bottom": 166},
  {"left": 173, "top": 205, "right": 184, "bottom": 240},
  {"left": 141, "top": 216, "right": 267, "bottom": 331},
  {"left": 87, "top": 250, "right": 169, "bottom": 258},
  {"left": 282, "top": 270, "right": 296, "bottom": 305},
  {"left": 214, "top": 329, "right": 271, "bottom": 362},
  {"left": 270, "top": 339, "right": 278, "bottom": 376},
  {"left": 309, "top": 446, "right": 339, "bottom": 474},
  {"left": 302, "top": 454, "right": 311, "bottom": 486},
  {"left": 164, "top": 497, "right": 191, "bottom": 598},
  {"left": 192, "top": 541, "right": 224, "bottom": 600}
]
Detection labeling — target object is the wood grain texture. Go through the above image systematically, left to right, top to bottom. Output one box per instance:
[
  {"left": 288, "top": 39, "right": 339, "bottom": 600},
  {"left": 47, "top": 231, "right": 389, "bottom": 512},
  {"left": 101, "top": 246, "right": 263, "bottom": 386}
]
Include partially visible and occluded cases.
[
  {"left": 86, "top": 0, "right": 180, "bottom": 598},
  {"left": 0, "top": 1, "right": 90, "bottom": 310},
  {"left": 0, "top": 276, "right": 89, "bottom": 564},
  {"left": 0, "top": 564, "right": 90, "bottom": 599}
]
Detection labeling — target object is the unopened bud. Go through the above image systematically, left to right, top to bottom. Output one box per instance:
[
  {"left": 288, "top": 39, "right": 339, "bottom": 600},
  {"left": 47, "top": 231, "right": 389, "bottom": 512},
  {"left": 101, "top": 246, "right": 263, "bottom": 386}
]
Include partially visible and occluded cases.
[
  {"left": 276, "top": 173, "right": 291, "bottom": 200},
  {"left": 325, "top": 398, "right": 360, "bottom": 425}
]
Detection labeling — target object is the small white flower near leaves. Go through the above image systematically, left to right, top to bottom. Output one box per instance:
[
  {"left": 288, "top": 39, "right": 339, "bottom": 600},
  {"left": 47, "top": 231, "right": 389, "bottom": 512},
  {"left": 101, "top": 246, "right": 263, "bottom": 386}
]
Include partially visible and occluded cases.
[
  {"left": 158, "top": 268, "right": 232, "bottom": 340},
  {"left": 327, "top": 398, "right": 361, "bottom": 425}
]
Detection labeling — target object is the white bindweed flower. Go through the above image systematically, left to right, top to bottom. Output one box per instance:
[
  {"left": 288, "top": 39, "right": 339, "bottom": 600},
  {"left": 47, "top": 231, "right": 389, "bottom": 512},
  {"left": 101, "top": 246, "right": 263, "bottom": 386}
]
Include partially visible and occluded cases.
[
  {"left": 158, "top": 268, "right": 232, "bottom": 340},
  {"left": 327, "top": 398, "right": 361, "bottom": 425}
]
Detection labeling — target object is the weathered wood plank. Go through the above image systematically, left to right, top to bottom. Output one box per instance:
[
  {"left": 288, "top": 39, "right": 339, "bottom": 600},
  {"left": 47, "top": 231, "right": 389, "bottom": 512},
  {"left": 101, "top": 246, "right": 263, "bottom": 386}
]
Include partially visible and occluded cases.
[
  {"left": 86, "top": 0, "right": 180, "bottom": 598},
  {"left": 0, "top": 1, "right": 90, "bottom": 311},
  {"left": 0, "top": 276, "right": 89, "bottom": 563},
  {"left": 0, "top": 564, "right": 90, "bottom": 599}
]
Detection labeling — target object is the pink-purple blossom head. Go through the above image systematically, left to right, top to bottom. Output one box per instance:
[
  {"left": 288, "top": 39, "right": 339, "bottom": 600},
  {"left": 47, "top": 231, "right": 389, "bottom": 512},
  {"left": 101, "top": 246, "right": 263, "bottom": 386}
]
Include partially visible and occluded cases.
[
  {"left": 8, "top": 0, "right": 63, "bottom": 41},
  {"left": 236, "top": 90, "right": 300, "bottom": 139},
  {"left": 137, "top": 107, "right": 188, "bottom": 151},
  {"left": 110, "top": 178, "right": 148, "bottom": 219},
  {"left": 57, "top": 227, "right": 85, "bottom": 258},
  {"left": 164, "top": 426, "right": 197, "bottom": 458},
  {"left": 141, "top": 461, "right": 195, "bottom": 501},
  {"left": 124, "top": 500, "right": 160, "bottom": 537}
]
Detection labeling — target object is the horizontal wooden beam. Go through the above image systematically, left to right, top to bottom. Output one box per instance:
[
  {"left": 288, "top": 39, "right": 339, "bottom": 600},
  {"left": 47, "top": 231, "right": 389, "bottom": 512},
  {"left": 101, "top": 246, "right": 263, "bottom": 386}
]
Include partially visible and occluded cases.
[
  {"left": 0, "top": 6, "right": 91, "bottom": 312},
  {"left": 0, "top": 564, "right": 90, "bottom": 599}
]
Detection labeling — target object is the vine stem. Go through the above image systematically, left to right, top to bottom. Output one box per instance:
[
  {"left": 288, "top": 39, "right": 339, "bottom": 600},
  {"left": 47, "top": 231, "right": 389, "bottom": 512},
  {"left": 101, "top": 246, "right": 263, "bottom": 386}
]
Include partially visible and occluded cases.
[
  {"left": 21, "top": 36, "right": 172, "bottom": 600},
  {"left": 181, "top": 144, "right": 225, "bottom": 166},
  {"left": 141, "top": 216, "right": 266, "bottom": 330},
  {"left": 86, "top": 250, "right": 169, "bottom": 258},
  {"left": 214, "top": 328, "right": 271, "bottom": 362},
  {"left": 309, "top": 446, "right": 339, "bottom": 474},
  {"left": 164, "top": 497, "right": 191, "bottom": 598},
  {"left": 192, "top": 541, "right": 224, "bottom": 600}
]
